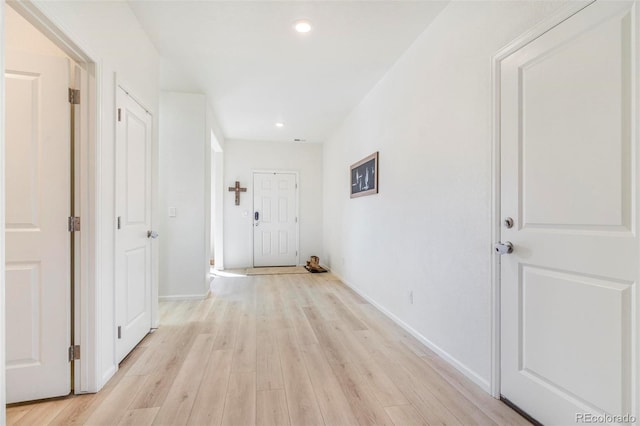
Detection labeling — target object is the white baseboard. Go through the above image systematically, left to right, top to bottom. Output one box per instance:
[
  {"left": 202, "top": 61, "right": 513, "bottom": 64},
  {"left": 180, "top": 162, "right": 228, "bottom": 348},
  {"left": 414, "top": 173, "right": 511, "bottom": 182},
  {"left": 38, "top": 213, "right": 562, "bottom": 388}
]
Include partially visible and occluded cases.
[
  {"left": 333, "top": 272, "right": 491, "bottom": 393},
  {"left": 158, "top": 293, "right": 208, "bottom": 302},
  {"left": 100, "top": 365, "right": 118, "bottom": 391}
]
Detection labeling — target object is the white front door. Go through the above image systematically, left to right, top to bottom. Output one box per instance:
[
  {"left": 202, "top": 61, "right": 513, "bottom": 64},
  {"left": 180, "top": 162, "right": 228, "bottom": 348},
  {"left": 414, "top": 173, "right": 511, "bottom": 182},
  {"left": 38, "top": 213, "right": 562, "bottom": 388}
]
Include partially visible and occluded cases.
[
  {"left": 500, "top": 1, "right": 638, "bottom": 423},
  {"left": 5, "top": 50, "right": 71, "bottom": 403},
  {"left": 115, "top": 87, "right": 153, "bottom": 363},
  {"left": 253, "top": 172, "right": 298, "bottom": 267}
]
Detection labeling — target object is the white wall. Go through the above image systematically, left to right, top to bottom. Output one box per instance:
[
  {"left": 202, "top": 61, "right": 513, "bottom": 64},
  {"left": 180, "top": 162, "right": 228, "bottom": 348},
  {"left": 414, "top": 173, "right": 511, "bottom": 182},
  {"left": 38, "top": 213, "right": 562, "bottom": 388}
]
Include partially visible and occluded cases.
[
  {"left": 23, "top": 0, "right": 160, "bottom": 388},
  {"left": 323, "top": 0, "right": 566, "bottom": 390},
  {"left": 159, "top": 92, "right": 210, "bottom": 299},
  {"left": 224, "top": 140, "right": 323, "bottom": 269}
]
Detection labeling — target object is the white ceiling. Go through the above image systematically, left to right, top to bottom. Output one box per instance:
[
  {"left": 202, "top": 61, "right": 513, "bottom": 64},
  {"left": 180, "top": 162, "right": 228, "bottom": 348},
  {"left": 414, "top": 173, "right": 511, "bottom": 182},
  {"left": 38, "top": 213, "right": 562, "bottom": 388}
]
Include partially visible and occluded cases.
[{"left": 128, "top": 1, "right": 448, "bottom": 143}]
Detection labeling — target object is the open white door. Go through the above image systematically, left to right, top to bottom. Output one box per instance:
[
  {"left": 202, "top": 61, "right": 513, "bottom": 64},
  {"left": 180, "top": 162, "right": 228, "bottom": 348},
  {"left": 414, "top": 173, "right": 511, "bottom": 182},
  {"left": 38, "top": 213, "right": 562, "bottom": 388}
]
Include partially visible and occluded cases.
[
  {"left": 499, "top": 1, "right": 638, "bottom": 423},
  {"left": 5, "top": 50, "right": 71, "bottom": 403},
  {"left": 115, "top": 87, "right": 153, "bottom": 363},
  {"left": 253, "top": 172, "right": 298, "bottom": 267}
]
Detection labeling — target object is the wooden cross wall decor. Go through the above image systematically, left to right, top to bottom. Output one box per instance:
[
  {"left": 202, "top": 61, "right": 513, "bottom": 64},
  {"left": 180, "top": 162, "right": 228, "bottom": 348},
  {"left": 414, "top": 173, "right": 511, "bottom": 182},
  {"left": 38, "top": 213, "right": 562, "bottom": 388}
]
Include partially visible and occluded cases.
[{"left": 228, "top": 181, "right": 247, "bottom": 206}]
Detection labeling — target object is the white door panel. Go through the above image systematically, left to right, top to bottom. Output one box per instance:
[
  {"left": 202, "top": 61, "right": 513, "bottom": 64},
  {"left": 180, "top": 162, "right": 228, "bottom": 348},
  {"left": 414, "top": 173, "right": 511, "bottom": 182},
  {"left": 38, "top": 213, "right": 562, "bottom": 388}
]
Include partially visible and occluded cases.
[
  {"left": 500, "top": 1, "right": 638, "bottom": 423},
  {"left": 5, "top": 50, "right": 71, "bottom": 403},
  {"left": 115, "top": 87, "right": 152, "bottom": 363},
  {"left": 253, "top": 172, "right": 298, "bottom": 267}
]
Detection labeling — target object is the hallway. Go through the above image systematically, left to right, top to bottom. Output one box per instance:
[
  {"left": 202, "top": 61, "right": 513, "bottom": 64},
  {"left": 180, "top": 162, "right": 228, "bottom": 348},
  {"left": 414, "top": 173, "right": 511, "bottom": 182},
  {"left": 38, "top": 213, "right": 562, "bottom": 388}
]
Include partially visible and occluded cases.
[{"left": 7, "top": 272, "right": 528, "bottom": 425}]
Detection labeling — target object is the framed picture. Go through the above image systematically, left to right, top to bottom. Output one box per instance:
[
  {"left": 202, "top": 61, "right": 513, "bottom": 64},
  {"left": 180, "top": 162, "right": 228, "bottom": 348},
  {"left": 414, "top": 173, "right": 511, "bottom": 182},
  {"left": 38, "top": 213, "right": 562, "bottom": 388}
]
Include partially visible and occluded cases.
[{"left": 350, "top": 152, "right": 379, "bottom": 198}]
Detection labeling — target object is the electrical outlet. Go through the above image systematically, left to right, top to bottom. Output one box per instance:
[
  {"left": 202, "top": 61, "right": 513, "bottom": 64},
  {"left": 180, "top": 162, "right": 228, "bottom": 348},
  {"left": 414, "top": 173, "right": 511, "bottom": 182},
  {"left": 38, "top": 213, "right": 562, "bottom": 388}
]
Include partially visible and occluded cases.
[{"left": 409, "top": 290, "right": 414, "bottom": 305}]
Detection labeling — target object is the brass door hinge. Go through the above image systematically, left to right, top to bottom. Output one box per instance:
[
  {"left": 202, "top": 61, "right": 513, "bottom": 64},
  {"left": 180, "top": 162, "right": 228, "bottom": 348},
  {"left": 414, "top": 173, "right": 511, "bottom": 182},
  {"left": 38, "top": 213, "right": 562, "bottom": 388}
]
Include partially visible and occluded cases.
[
  {"left": 68, "top": 88, "right": 80, "bottom": 105},
  {"left": 68, "top": 216, "right": 80, "bottom": 232},
  {"left": 68, "top": 345, "right": 80, "bottom": 361}
]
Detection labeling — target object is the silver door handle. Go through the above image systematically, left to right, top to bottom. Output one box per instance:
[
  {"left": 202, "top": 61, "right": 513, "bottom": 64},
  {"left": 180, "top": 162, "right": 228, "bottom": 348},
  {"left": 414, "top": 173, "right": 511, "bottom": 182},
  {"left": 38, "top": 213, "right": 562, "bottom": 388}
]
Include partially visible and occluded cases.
[
  {"left": 147, "top": 230, "right": 159, "bottom": 239},
  {"left": 494, "top": 241, "right": 513, "bottom": 255}
]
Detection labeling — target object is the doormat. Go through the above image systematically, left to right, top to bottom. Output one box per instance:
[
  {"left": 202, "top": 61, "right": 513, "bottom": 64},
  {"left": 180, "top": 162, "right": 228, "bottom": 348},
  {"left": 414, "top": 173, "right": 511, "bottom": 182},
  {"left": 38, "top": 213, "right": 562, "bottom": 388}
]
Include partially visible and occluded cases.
[
  {"left": 304, "top": 265, "right": 328, "bottom": 273},
  {"left": 245, "top": 266, "right": 309, "bottom": 275}
]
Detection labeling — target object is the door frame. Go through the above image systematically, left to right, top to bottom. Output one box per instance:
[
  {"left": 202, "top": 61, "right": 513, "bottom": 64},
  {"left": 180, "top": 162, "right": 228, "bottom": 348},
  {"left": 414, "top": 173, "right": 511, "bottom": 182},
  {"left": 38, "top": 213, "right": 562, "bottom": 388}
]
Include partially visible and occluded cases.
[
  {"left": 2, "top": 0, "right": 101, "bottom": 395},
  {"left": 489, "top": 1, "right": 596, "bottom": 399},
  {"left": 1, "top": 3, "right": 5, "bottom": 418},
  {"left": 115, "top": 79, "right": 159, "bottom": 330},
  {"left": 114, "top": 81, "right": 156, "bottom": 362},
  {"left": 211, "top": 136, "right": 224, "bottom": 270},
  {"left": 252, "top": 170, "right": 300, "bottom": 267}
]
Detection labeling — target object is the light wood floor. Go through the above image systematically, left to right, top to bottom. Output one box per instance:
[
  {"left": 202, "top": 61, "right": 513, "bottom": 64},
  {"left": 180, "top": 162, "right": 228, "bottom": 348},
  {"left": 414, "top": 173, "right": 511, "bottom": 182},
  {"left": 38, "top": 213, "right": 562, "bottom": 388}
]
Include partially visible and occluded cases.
[{"left": 6, "top": 272, "right": 529, "bottom": 425}]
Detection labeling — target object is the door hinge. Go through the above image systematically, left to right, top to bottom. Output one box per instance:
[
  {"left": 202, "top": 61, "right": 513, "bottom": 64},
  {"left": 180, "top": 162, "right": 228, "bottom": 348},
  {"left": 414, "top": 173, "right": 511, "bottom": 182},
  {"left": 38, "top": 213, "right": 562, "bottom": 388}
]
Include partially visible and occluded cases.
[
  {"left": 68, "top": 88, "right": 80, "bottom": 105},
  {"left": 117, "top": 108, "right": 122, "bottom": 122},
  {"left": 68, "top": 216, "right": 81, "bottom": 232},
  {"left": 117, "top": 216, "right": 121, "bottom": 230},
  {"left": 295, "top": 217, "right": 298, "bottom": 223},
  {"left": 117, "top": 326, "right": 122, "bottom": 339},
  {"left": 68, "top": 345, "right": 80, "bottom": 361}
]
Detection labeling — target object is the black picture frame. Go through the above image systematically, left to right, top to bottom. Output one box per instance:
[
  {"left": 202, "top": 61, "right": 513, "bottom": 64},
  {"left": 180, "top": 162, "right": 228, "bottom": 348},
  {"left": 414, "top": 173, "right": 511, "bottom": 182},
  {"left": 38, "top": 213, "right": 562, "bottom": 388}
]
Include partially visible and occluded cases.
[{"left": 350, "top": 152, "right": 378, "bottom": 198}]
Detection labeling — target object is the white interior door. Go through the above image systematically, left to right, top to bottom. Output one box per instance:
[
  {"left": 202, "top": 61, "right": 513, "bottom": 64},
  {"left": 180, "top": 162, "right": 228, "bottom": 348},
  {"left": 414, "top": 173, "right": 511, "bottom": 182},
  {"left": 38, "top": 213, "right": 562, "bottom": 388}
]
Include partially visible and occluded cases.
[
  {"left": 500, "top": 1, "right": 638, "bottom": 423},
  {"left": 5, "top": 50, "right": 71, "bottom": 403},
  {"left": 115, "top": 87, "right": 152, "bottom": 363},
  {"left": 253, "top": 172, "right": 298, "bottom": 267}
]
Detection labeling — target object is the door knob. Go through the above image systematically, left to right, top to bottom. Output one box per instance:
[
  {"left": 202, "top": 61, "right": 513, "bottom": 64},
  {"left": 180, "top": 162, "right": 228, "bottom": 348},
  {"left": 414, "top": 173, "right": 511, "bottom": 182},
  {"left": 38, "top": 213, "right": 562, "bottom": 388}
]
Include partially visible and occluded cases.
[
  {"left": 147, "top": 230, "right": 159, "bottom": 239},
  {"left": 494, "top": 241, "right": 513, "bottom": 255}
]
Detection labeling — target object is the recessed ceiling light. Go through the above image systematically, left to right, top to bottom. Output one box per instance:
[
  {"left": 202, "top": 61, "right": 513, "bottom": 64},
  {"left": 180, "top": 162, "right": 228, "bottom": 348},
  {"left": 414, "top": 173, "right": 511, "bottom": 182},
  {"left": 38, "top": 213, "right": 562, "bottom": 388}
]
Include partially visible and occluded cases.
[
  {"left": 294, "top": 20, "right": 312, "bottom": 33},
  {"left": 275, "top": 122, "right": 284, "bottom": 128}
]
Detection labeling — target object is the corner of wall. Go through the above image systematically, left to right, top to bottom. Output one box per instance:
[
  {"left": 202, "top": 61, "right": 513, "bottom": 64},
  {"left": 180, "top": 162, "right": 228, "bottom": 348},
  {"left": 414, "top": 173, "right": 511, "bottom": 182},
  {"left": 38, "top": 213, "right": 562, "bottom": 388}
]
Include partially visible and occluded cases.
[
  {"left": 207, "top": 103, "right": 225, "bottom": 151},
  {"left": 204, "top": 105, "right": 212, "bottom": 295}
]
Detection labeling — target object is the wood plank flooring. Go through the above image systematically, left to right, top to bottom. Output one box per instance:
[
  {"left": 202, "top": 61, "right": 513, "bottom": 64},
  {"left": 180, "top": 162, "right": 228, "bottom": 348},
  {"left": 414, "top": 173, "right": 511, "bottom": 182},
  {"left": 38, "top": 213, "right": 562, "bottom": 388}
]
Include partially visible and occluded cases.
[{"left": 6, "top": 272, "right": 529, "bottom": 425}]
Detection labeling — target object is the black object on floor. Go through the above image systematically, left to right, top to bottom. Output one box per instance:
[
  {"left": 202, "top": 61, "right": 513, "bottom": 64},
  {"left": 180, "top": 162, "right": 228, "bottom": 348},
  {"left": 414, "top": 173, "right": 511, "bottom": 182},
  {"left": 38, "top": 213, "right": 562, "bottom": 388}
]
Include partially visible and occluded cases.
[{"left": 304, "top": 265, "right": 327, "bottom": 273}]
